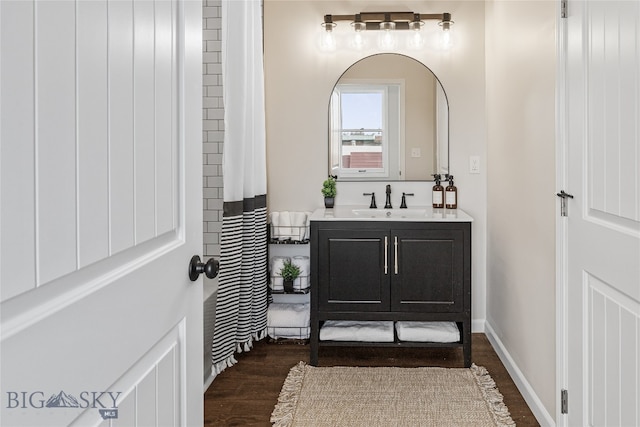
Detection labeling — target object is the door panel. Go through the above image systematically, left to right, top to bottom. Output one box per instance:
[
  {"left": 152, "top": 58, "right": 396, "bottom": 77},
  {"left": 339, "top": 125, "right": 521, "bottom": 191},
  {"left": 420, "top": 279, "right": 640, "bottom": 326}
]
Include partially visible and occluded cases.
[
  {"left": 36, "top": 0, "right": 78, "bottom": 285},
  {"left": 78, "top": 0, "right": 109, "bottom": 268},
  {"left": 0, "top": 1, "right": 203, "bottom": 426},
  {"left": 563, "top": 1, "right": 640, "bottom": 425},
  {"left": 318, "top": 228, "right": 389, "bottom": 312},
  {"left": 392, "top": 229, "right": 464, "bottom": 312}
]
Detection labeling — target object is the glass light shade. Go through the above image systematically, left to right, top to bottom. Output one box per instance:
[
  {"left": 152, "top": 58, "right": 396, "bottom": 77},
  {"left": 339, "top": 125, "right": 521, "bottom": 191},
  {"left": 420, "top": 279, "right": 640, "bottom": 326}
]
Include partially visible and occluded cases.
[
  {"left": 438, "top": 19, "right": 454, "bottom": 50},
  {"left": 377, "top": 22, "right": 397, "bottom": 50},
  {"left": 318, "top": 24, "right": 337, "bottom": 51},
  {"left": 440, "top": 29, "right": 452, "bottom": 50},
  {"left": 406, "top": 30, "right": 424, "bottom": 49},
  {"left": 349, "top": 31, "right": 367, "bottom": 50}
]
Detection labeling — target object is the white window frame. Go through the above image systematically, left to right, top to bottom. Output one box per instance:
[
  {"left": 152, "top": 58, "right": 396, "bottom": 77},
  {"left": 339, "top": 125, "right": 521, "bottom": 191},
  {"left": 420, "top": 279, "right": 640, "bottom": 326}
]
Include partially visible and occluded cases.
[{"left": 332, "top": 80, "right": 404, "bottom": 180}]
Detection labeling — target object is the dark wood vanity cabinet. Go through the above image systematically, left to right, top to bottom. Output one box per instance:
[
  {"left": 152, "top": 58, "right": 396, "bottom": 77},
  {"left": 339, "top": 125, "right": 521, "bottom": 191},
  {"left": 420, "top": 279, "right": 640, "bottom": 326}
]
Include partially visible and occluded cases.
[{"left": 310, "top": 220, "right": 471, "bottom": 367}]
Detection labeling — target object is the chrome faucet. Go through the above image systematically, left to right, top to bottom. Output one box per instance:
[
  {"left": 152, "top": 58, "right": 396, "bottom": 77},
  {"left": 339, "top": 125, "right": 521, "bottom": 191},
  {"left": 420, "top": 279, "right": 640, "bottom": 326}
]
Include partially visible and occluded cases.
[{"left": 384, "top": 185, "right": 392, "bottom": 209}]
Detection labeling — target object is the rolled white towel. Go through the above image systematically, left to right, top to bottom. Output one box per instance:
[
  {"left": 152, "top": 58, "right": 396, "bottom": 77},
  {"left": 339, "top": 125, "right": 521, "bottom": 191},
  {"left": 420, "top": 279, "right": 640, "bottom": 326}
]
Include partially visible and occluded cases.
[
  {"left": 278, "top": 211, "right": 293, "bottom": 240},
  {"left": 269, "top": 212, "right": 280, "bottom": 239},
  {"left": 291, "top": 212, "right": 307, "bottom": 241},
  {"left": 270, "top": 256, "right": 289, "bottom": 291},
  {"left": 270, "top": 256, "right": 289, "bottom": 275},
  {"left": 292, "top": 256, "right": 310, "bottom": 291}
]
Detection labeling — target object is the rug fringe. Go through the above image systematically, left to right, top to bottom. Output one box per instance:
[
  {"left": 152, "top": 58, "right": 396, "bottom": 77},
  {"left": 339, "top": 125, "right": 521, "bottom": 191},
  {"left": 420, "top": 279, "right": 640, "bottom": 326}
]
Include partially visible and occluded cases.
[
  {"left": 270, "top": 361, "right": 306, "bottom": 427},
  {"left": 471, "top": 364, "right": 516, "bottom": 427}
]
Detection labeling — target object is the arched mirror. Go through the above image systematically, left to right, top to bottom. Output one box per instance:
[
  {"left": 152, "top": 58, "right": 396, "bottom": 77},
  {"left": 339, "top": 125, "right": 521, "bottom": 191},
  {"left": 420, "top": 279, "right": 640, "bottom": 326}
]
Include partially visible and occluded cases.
[{"left": 328, "top": 53, "right": 448, "bottom": 181}]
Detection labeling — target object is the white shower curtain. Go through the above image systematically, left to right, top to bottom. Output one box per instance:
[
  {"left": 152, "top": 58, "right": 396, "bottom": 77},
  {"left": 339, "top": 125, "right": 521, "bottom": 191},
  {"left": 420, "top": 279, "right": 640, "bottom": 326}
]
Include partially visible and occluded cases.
[{"left": 211, "top": 0, "right": 268, "bottom": 377}]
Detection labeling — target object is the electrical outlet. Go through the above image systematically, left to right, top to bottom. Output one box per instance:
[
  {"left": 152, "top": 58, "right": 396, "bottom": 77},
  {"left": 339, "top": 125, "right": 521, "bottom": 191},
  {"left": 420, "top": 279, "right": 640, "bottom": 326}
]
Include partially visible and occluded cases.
[
  {"left": 411, "top": 148, "right": 421, "bottom": 158},
  {"left": 469, "top": 156, "right": 480, "bottom": 174}
]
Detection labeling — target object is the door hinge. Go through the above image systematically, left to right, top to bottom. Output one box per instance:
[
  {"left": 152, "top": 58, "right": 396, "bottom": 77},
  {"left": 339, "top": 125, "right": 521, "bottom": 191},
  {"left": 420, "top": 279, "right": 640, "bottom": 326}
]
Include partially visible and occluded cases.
[
  {"left": 561, "top": 0, "right": 568, "bottom": 18},
  {"left": 556, "top": 190, "right": 574, "bottom": 217},
  {"left": 561, "top": 389, "right": 569, "bottom": 414}
]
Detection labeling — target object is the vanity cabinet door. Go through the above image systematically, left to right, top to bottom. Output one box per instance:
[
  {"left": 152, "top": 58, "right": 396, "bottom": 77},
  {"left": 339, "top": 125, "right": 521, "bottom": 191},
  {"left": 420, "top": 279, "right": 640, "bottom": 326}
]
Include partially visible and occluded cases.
[
  {"left": 317, "top": 228, "right": 390, "bottom": 312},
  {"left": 391, "top": 228, "right": 465, "bottom": 313}
]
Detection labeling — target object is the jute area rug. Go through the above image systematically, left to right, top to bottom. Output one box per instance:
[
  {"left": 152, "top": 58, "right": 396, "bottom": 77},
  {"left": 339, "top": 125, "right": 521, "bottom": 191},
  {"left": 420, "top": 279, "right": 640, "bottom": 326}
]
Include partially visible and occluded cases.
[{"left": 271, "top": 362, "right": 515, "bottom": 427}]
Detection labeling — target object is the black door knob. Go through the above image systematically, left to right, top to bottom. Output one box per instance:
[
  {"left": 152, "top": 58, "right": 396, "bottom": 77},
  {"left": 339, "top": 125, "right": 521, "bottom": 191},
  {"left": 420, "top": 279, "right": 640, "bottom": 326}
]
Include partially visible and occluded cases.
[{"left": 188, "top": 255, "right": 219, "bottom": 281}]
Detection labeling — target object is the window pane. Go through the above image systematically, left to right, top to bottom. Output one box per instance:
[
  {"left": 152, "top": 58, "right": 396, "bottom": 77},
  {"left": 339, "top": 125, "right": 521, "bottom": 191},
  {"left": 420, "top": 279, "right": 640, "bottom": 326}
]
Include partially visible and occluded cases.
[
  {"left": 341, "top": 92, "right": 383, "bottom": 129},
  {"left": 341, "top": 131, "right": 383, "bottom": 169}
]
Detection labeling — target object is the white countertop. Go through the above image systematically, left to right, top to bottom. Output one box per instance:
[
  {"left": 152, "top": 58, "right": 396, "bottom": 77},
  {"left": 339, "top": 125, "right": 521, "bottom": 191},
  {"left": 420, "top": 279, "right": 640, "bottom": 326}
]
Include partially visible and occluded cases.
[{"left": 309, "top": 206, "right": 473, "bottom": 222}]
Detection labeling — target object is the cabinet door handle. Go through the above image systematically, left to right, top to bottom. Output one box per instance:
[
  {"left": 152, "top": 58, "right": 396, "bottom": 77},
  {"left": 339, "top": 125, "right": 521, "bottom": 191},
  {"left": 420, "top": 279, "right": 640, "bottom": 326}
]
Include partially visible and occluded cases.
[
  {"left": 384, "top": 236, "right": 388, "bottom": 274},
  {"left": 394, "top": 236, "right": 398, "bottom": 275}
]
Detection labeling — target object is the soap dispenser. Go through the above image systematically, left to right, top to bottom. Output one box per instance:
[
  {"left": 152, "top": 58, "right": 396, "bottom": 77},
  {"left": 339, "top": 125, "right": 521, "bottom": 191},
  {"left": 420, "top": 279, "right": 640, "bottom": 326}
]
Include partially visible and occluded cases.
[
  {"left": 432, "top": 174, "right": 444, "bottom": 208},
  {"left": 445, "top": 174, "right": 458, "bottom": 209}
]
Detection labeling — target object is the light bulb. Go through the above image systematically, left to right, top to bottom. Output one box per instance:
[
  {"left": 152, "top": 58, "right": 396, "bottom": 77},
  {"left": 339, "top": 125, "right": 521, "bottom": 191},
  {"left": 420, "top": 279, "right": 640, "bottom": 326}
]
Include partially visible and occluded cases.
[
  {"left": 438, "top": 16, "right": 454, "bottom": 50},
  {"left": 350, "top": 18, "right": 367, "bottom": 50},
  {"left": 318, "top": 29, "right": 336, "bottom": 52},
  {"left": 440, "top": 29, "right": 452, "bottom": 50},
  {"left": 407, "top": 30, "right": 424, "bottom": 49},
  {"left": 350, "top": 31, "right": 366, "bottom": 50},
  {"left": 378, "top": 31, "right": 397, "bottom": 50}
]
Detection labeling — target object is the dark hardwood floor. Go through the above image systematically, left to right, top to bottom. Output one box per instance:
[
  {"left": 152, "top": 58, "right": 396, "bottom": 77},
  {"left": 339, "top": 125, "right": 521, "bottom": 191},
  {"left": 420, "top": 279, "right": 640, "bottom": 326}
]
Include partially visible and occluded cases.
[{"left": 204, "top": 333, "right": 540, "bottom": 426}]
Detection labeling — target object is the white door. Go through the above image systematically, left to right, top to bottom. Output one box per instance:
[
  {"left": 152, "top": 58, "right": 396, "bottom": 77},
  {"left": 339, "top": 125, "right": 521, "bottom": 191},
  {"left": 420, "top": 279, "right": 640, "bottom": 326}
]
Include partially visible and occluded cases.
[
  {"left": 0, "top": 1, "right": 203, "bottom": 426},
  {"left": 561, "top": 1, "right": 640, "bottom": 425}
]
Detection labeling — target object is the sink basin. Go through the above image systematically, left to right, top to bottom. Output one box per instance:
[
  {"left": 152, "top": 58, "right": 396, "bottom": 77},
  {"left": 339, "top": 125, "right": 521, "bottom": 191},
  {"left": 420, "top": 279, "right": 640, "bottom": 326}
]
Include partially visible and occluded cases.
[{"left": 351, "top": 208, "right": 427, "bottom": 219}]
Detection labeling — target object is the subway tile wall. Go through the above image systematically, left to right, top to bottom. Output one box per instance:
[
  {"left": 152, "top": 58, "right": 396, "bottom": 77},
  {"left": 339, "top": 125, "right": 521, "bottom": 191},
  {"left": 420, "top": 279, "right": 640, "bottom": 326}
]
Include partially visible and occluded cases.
[{"left": 203, "top": 0, "right": 223, "bottom": 257}]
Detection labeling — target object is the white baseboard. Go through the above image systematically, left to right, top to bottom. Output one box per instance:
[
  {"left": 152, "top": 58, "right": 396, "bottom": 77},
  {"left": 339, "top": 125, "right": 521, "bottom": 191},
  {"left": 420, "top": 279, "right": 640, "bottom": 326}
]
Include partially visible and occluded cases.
[
  {"left": 472, "top": 318, "right": 485, "bottom": 333},
  {"left": 484, "top": 321, "right": 556, "bottom": 427},
  {"left": 203, "top": 370, "right": 215, "bottom": 394}
]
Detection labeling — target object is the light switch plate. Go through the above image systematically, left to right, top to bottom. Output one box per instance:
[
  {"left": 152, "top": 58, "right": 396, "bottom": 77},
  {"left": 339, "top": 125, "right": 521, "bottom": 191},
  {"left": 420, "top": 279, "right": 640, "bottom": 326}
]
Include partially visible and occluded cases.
[{"left": 411, "top": 148, "right": 421, "bottom": 158}]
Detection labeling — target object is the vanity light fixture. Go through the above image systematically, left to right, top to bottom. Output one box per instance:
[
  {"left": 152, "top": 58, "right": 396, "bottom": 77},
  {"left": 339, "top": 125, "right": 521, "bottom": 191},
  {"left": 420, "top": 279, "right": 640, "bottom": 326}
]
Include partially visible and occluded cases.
[{"left": 320, "top": 11, "right": 454, "bottom": 51}]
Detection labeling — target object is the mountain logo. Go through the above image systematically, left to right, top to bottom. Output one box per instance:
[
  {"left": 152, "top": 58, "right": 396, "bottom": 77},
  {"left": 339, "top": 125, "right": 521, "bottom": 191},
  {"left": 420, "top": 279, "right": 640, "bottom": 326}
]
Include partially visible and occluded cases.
[{"left": 45, "top": 391, "right": 80, "bottom": 408}]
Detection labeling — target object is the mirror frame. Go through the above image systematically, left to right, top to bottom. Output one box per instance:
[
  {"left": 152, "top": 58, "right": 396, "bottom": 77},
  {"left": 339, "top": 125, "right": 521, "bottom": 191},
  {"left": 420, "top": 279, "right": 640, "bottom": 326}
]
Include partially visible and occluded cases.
[{"left": 327, "top": 53, "right": 449, "bottom": 182}]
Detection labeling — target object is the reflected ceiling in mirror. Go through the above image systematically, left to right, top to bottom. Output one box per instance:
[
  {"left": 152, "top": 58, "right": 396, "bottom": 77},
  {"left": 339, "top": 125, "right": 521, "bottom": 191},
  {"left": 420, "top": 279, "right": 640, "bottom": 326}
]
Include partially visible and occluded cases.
[{"left": 328, "top": 54, "right": 448, "bottom": 181}]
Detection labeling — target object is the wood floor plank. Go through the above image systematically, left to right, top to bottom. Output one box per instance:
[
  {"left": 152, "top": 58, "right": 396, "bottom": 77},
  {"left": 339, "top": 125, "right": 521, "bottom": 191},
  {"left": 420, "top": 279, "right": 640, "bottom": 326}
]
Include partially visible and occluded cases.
[{"left": 204, "top": 334, "right": 540, "bottom": 426}]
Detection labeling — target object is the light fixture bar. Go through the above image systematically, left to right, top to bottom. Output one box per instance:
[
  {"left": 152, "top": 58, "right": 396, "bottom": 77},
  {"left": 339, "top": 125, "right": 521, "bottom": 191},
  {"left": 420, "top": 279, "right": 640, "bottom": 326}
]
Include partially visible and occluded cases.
[{"left": 323, "top": 12, "right": 453, "bottom": 30}]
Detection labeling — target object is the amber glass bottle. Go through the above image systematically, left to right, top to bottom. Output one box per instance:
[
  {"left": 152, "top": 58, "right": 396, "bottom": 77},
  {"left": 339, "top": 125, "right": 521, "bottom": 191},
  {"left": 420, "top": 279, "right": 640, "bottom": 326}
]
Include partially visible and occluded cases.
[
  {"left": 432, "top": 174, "right": 444, "bottom": 208},
  {"left": 445, "top": 174, "right": 458, "bottom": 209}
]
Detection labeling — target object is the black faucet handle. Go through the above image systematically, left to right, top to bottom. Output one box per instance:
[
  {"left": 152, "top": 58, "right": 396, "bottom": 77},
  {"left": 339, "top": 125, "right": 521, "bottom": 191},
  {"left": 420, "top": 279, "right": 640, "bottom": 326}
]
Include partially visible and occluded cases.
[
  {"left": 363, "top": 192, "right": 377, "bottom": 209},
  {"left": 400, "top": 192, "right": 414, "bottom": 209}
]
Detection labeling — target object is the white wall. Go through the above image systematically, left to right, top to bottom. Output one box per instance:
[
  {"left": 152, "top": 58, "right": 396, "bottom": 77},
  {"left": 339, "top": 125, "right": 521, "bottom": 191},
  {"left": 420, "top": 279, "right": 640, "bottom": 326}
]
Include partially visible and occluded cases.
[
  {"left": 264, "top": 0, "right": 488, "bottom": 329},
  {"left": 486, "top": 0, "right": 556, "bottom": 422}
]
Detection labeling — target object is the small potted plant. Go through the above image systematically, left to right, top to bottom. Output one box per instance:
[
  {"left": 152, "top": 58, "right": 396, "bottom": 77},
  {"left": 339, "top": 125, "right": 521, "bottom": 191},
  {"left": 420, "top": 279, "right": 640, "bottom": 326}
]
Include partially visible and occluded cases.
[
  {"left": 321, "top": 175, "right": 337, "bottom": 208},
  {"left": 279, "top": 259, "right": 301, "bottom": 293}
]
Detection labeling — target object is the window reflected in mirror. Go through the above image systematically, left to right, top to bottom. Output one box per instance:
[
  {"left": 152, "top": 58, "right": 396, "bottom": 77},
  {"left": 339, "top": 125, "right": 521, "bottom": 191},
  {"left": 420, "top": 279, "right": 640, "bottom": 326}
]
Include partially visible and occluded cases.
[{"left": 331, "top": 83, "right": 402, "bottom": 179}]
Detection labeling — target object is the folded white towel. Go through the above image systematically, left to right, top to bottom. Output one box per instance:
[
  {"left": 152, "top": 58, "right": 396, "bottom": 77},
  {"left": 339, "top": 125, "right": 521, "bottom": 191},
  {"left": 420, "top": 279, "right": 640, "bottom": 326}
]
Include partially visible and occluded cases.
[
  {"left": 270, "top": 277, "right": 284, "bottom": 292},
  {"left": 267, "top": 303, "right": 310, "bottom": 327},
  {"left": 267, "top": 303, "right": 310, "bottom": 339},
  {"left": 319, "top": 320, "right": 394, "bottom": 342},
  {"left": 395, "top": 321, "right": 460, "bottom": 343},
  {"left": 267, "top": 326, "right": 310, "bottom": 339}
]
